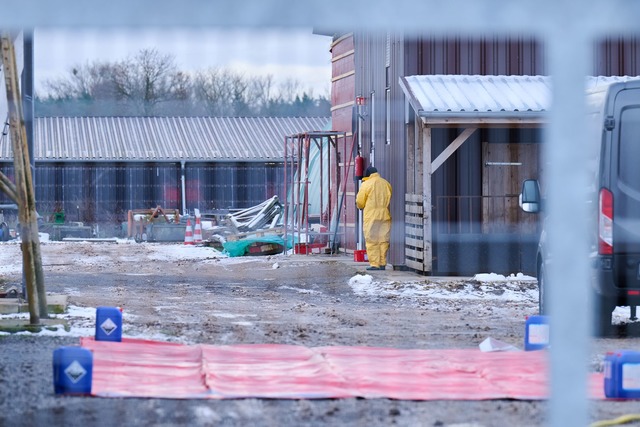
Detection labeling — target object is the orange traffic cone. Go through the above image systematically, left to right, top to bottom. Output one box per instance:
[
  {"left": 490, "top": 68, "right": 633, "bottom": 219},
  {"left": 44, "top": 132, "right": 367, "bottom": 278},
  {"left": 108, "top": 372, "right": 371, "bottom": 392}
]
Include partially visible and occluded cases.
[
  {"left": 194, "top": 215, "right": 203, "bottom": 243},
  {"left": 184, "top": 218, "right": 194, "bottom": 245}
]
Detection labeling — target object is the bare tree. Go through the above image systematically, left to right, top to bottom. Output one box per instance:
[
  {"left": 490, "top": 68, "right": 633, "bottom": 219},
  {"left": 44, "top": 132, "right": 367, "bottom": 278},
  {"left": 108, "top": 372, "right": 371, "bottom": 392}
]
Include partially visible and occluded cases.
[
  {"left": 111, "top": 48, "right": 190, "bottom": 115},
  {"left": 35, "top": 49, "right": 330, "bottom": 117},
  {"left": 43, "top": 61, "right": 117, "bottom": 100},
  {"left": 193, "top": 68, "right": 252, "bottom": 116},
  {"left": 192, "top": 70, "right": 315, "bottom": 117},
  {"left": 171, "top": 71, "right": 191, "bottom": 101},
  {"left": 248, "top": 75, "right": 275, "bottom": 112},
  {"left": 277, "top": 78, "right": 302, "bottom": 103}
]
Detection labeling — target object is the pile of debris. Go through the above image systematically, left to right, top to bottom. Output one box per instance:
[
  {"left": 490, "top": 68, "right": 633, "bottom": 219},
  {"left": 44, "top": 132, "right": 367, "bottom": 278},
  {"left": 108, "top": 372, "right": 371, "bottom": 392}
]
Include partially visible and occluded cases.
[
  {"left": 207, "top": 196, "right": 287, "bottom": 256},
  {"left": 226, "top": 196, "right": 284, "bottom": 232},
  {"left": 127, "top": 206, "right": 182, "bottom": 243}
]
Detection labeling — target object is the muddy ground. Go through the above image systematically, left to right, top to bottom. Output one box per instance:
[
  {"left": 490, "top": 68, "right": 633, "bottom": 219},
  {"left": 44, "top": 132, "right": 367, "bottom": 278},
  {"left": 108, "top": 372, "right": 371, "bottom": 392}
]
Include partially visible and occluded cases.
[{"left": 0, "top": 240, "right": 639, "bottom": 426}]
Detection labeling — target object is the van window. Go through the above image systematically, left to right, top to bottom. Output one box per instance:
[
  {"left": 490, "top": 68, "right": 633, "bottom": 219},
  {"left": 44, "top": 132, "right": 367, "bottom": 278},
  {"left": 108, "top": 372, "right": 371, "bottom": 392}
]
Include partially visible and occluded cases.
[{"left": 618, "top": 106, "right": 640, "bottom": 191}]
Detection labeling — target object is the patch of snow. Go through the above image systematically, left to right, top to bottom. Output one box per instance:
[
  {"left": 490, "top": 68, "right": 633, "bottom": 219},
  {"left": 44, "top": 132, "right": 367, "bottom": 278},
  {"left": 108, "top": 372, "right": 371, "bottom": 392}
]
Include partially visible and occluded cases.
[
  {"left": 145, "top": 244, "right": 226, "bottom": 261},
  {"left": 0, "top": 265, "right": 20, "bottom": 275},
  {"left": 473, "top": 272, "right": 537, "bottom": 282},
  {"left": 348, "top": 274, "right": 374, "bottom": 295},
  {"left": 348, "top": 275, "right": 538, "bottom": 305},
  {"left": 278, "top": 285, "right": 320, "bottom": 294},
  {"left": 0, "top": 304, "right": 170, "bottom": 340},
  {"left": 0, "top": 305, "right": 97, "bottom": 338},
  {"left": 613, "top": 306, "right": 640, "bottom": 325},
  {"left": 211, "top": 312, "right": 257, "bottom": 319},
  {"left": 232, "top": 321, "right": 254, "bottom": 326}
]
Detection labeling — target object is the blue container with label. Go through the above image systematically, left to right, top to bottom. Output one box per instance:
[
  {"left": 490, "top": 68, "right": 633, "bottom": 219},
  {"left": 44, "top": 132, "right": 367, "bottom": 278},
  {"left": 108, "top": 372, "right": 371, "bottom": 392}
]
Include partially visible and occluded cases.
[
  {"left": 95, "top": 306, "right": 122, "bottom": 342},
  {"left": 524, "top": 315, "right": 550, "bottom": 351},
  {"left": 52, "top": 346, "right": 93, "bottom": 395},
  {"left": 604, "top": 350, "right": 640, "bottom": 399}
]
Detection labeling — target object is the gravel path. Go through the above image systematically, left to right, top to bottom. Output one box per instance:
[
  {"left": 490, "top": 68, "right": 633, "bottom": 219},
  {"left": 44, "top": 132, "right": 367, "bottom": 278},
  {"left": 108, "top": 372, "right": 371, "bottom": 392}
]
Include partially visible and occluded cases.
[{"left": 0, "top": 241, "right": 638, "bottom": 426}]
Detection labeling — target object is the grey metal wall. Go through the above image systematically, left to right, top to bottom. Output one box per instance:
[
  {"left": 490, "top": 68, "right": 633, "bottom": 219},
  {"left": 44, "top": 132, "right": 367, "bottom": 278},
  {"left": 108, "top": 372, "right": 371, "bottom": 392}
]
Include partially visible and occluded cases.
[
  {"left": 354, "top": 32, "right": 407, "bottom": 267},
  {"left": 0, "top": 162, "right": 285, "bottom": 225}
]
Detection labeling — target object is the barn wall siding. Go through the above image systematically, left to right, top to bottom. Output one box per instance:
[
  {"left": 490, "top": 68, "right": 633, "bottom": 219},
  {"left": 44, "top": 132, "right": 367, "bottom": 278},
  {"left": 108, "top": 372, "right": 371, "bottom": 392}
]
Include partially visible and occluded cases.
[
  {"left": 354, "top": 32, "right": 407, "bottom": 266},
  {"left": 354, "top": 34, "right": 547, "bottom": 273},
  {"left": 0, "top": 161, "right": 285, "bottom": 227}
]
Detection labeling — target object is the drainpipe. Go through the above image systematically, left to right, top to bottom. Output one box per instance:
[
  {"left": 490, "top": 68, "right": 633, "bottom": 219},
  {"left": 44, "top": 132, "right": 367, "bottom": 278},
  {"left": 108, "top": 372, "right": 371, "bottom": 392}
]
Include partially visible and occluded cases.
[
  {"left": 23, "top": 31, "right": 35, "bottom": 179},
  {"left": 361, "top": 91, "right": 375, "bottom": 252},
  {"left": 370, "top": 91, "right": 375, "bottom": 167},
  {"left": 356, "top": 96, "right": 366, "bottom": 251},
  {"left": 358, "top": 108, "right": 364, "bottom": 251},
  {"left": 180, "top": 161, "right": 187, "bottom": 216}
]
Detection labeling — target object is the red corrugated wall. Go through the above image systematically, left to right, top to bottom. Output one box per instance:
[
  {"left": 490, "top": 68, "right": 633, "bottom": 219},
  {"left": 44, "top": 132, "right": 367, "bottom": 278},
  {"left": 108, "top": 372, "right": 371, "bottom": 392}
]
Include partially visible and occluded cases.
[{"left": 330, "top": 34, "right": 358, "bottom": 252}]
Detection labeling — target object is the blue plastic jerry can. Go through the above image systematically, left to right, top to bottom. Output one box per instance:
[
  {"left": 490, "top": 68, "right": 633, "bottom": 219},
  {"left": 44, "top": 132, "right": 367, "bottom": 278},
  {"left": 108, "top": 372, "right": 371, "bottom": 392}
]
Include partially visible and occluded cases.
[
  {"left": 95, "top": 306, "right": 123, "bottom": 342},
  {"left": 524, "top": 315, "right": 550, "bottom": 351},
  {"left": 53, "top": 346, "right": 93, "bottom": 395}
]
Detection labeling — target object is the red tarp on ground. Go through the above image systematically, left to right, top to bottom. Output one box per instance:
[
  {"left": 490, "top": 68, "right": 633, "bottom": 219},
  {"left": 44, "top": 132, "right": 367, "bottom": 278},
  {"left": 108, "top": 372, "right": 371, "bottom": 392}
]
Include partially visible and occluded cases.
[{"left": 80, "top": 338, "right": 606, "bottom": 400}]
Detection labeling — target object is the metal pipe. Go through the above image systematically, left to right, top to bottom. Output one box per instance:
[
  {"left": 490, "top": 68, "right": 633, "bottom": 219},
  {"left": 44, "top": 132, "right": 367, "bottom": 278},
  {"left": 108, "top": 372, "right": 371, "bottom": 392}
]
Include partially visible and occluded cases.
[
  {"left": 370, "top": 91, "right": 376, "bottom": 167},
  {"left": 357, "top": 101, "right": 364, "bottom": 250},
  {"left": 283, "top": 136, "right": 288, "bottom": 254},
  {"left": 25, "top": 159, "right": 284, "bottom": 164},
  {"left": 180, "top": 160, "right": 186, "bottom": 216},
  {"left": 485, "top": 162, "right": 523, "bottom": 166}
]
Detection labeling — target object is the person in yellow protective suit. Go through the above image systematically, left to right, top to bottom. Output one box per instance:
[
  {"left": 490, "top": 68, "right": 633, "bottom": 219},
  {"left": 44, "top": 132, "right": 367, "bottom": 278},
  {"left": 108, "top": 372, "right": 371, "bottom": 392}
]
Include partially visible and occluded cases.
[{"left": 356, "top": 166, "right": 392, "bottom": 270}]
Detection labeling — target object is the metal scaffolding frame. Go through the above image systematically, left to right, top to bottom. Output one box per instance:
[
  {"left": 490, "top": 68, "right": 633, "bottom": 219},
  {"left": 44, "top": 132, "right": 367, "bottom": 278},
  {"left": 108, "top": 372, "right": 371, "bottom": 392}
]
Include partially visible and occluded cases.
[{"left": 283, "top": 130, "right": 348, "bottom": 255}]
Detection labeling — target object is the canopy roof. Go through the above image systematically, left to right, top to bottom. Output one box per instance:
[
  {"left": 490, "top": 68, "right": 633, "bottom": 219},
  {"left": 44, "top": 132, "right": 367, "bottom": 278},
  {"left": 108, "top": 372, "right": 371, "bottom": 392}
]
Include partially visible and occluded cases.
[{"left": 399, "top": 75, "right": 640, "bottom": 126}]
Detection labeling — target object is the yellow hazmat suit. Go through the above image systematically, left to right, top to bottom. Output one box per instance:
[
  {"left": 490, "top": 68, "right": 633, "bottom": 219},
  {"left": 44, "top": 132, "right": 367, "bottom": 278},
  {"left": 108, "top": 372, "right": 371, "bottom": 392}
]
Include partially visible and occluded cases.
[{"left": 356, "top": 170, "right": 392, "bottom": 269}]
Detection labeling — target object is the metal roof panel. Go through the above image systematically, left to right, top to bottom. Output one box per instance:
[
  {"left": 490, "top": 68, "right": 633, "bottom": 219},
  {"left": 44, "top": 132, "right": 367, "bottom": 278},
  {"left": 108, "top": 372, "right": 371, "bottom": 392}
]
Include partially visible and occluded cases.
[
  {"left": 401, "top": 74, "right": 553, "bottom": 115},
  {"left": 400, "top": 75, "right": 640, "bottom": 118},
  {"left": 13, "top": 116, "right": 329, "bottom": 162}
]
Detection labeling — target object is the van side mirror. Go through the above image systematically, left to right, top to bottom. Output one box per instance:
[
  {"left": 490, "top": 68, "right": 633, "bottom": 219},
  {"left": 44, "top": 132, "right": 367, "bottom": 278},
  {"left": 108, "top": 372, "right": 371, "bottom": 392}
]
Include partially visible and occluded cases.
[{"left": 519, "top": 179, "right": 542, "bottom": 213}]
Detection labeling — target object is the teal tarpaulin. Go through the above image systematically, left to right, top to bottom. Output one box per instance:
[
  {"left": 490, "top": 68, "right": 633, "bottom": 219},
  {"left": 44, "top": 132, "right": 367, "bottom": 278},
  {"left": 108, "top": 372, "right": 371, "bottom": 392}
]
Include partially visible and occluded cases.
[{"left": 223, "top": 234, "right": 293, "bottom": 257}]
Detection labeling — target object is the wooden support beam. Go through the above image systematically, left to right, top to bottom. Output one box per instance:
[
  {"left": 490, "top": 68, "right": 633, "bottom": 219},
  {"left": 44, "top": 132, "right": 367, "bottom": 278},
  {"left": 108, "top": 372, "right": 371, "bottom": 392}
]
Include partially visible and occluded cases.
[
  {"left": 1, "top": 33, "right": 47, "bottom": 322},
  {"left": 415, "top": 118, "right": 423, "bottom": 194},
  {"left": 421, "top": 125, "right": 432, "bottom": 274},
  {"left": 431, "top": 127, "right": 477, "bottom": 173},
  {"left": 0, "top": 171, "right": 18, "bottom": 202}
]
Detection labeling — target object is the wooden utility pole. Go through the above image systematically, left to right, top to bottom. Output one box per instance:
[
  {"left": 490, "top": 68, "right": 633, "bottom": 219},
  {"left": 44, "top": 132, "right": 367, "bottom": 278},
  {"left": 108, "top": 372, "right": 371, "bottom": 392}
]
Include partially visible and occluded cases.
[{"left": 0, "top": 32, "right": 47, "bottom": 324}]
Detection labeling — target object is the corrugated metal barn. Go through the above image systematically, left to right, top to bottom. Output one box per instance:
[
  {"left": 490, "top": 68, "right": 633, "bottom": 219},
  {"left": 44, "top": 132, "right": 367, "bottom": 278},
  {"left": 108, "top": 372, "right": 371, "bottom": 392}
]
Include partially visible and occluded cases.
[
  {"left": 329, "top": 33, "right": 640, "bottom": 275},
  {"left": 0, "top": 116, "right": 329, "bottom": 229}
]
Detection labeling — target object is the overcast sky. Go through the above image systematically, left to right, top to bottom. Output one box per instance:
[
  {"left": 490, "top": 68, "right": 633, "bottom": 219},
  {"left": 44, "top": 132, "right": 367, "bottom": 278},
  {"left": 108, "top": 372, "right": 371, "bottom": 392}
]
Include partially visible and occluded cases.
[{"left": 33, "top": 28, "right": 332, "bottom": 98}]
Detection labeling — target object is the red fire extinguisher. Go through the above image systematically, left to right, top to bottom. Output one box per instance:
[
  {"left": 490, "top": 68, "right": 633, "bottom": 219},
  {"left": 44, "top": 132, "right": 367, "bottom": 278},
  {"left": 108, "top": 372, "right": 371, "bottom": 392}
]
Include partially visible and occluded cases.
[{"left": 354, "top": 155, "right": 365, "bottom": 180}]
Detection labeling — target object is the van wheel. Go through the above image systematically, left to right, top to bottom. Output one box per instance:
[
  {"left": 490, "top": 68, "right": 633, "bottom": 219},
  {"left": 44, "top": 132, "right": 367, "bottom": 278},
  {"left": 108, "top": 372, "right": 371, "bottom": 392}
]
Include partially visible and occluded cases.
[
  {"left": 538, "top": 262, "right": 548, "bottom": 315},
  {"left": 594, "top": 296, "right": 614, "bottom": 337}
]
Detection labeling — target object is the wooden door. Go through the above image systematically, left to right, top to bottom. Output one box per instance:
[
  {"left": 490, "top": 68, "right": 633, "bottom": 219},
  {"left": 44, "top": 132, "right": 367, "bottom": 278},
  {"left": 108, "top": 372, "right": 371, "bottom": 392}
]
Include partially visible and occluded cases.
[{"left": 482, "top": 142, "right": 540, "bottom": 234}]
